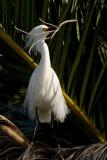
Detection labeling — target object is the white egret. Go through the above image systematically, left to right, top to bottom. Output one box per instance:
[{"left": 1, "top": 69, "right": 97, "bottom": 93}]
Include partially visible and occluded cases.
[{"left": 23, "top": 25, "right": 69, "bottom": 123}]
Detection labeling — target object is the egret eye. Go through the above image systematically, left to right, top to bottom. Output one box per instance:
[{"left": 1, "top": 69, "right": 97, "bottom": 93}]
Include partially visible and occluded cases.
[{"left": 42, "top": 27, "right": 49, "bottom": 32}]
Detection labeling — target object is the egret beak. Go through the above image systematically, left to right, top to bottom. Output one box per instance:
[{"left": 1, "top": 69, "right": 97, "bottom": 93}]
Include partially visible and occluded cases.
[
  {"left": 43, "top": 26, "right": 57, "bottom": 38},
  {"left": 47, "top": 26, "right": 57, "bottom": 31}
]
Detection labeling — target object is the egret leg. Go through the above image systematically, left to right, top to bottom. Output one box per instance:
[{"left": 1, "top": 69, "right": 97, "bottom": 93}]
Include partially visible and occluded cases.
[
  {"left": 32, "top": 108, "right": 38, "bottom": 141},
  {"left": 51, "top": 114, "right": 64, "bottom": 160}
]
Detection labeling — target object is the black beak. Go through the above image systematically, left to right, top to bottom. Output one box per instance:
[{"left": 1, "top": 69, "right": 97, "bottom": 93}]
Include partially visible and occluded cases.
[
  {"left": 44, "top": 26, "right": 57, "bottom": 38},
  {"left": 47, "top": 26, "right": 57, "bottom": 31}
]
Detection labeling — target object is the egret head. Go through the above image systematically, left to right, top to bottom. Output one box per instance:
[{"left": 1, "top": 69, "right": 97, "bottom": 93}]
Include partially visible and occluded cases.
[{"left": 25, "top": 25, "right": 54, "bottom": 54}]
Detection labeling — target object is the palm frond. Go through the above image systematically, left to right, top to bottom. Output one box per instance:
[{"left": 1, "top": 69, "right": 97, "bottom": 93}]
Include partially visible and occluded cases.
[
  {"left": 0, "top": 0, "right": 107, "bottom": 147},
  {"left": 0, "top": 115, "right": 30, "bottom": 147},
  {"left": 12, "top": 141, "right": 107, "bottom": 160}
]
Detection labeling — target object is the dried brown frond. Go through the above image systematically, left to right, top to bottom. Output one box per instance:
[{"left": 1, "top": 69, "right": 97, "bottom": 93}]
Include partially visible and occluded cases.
[
  {"left": 0, "top": 115, "right": 30, "bottom": 147},
  {"left": 0, "top": 128, "right": 107, "bottom": 160},
  {"left": 0, "top": 131, "right": 25, "bottom": 160},
  {"left": 18, "top": 141, "right": 107, "bottom": 160}
]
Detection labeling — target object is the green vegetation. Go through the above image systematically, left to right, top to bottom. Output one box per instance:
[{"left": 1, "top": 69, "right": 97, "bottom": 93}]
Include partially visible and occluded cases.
[{"left": 0, "top": 0, "right": 107, "bottom": 147}]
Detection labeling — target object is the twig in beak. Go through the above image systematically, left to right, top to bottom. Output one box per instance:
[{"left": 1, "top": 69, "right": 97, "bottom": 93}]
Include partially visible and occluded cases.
[
  {"left": 39, "top": 18, "right": 58, "bottom": 29},
  {"left": 39, "top": 18, "right": 77, "bottom": 38},
  {"left": 15, "top": 19, "right": 77, "bottom": 53},
  {"left": 51, "top": 19, "right": 77, "bottom": 38},
  {"left": 15, "top": 25, "right": 29, "bottom": 35},
  {"left": 15, "top": 25, "right": 55, "bottom": 37}
]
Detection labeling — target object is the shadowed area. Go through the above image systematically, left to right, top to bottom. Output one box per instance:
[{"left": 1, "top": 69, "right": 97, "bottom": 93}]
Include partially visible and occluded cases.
[{"left": 0, "top": 106, "right": 106, "bottom": 159}]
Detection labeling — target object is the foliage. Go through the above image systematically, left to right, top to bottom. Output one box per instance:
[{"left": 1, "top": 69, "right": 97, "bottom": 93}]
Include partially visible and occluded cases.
[
  {"left": 0, "top": 0, "right": 107, "bottom": 148},
  {"left": 0, "top": 131, "right": 107, "bottom": 160}
]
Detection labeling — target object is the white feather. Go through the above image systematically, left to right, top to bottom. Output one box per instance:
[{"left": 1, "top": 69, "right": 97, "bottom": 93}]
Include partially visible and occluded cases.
[{"left": 23, "top": 25, "right": 69, "bottom": 123}]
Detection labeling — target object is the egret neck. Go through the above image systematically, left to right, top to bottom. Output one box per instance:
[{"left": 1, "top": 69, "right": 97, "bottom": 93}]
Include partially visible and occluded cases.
[
  {"left": 36, "top": 41, "right": 51, "bottom": 84},
  {"left": 37, "top": 41, "right": 51, "bottom": 66}
]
